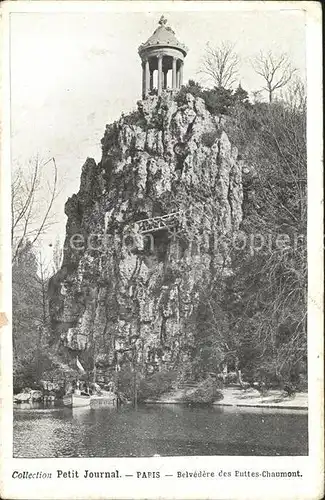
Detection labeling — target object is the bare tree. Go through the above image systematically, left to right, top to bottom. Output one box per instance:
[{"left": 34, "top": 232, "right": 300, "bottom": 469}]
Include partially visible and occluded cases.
[
  {"left": 200, "top": 41, "right": 240, "bottom": 89},
  {"left": 252, "top": 51, "right": 297, "bottom": 103},
  {"left": 281, "top": 76, "right": 306, "bottom": 113},
  {"left": 11, "top": 156, "right": 58, "bottom": 263}
]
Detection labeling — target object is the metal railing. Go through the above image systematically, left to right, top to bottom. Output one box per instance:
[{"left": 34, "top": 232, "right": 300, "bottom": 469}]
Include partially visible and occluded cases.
[{"left": 135, "top": 210, "right": 190, "bottom": 234}]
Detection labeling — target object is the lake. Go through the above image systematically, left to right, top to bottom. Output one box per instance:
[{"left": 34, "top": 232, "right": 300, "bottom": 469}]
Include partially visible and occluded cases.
[{"left": 13, "top": 403, "right": 308, "bottom": 457}]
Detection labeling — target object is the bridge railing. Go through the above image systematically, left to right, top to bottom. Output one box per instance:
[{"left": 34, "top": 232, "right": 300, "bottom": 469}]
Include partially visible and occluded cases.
[{"left": 137, "top": 212, "right": 180, "bottom": 234}]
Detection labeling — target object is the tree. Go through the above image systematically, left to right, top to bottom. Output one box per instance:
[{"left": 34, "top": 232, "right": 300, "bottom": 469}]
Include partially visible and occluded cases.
[
  {"left": 200, "top": 41, "right": 240, "bottom": 89},
  {"left": 252, "top": 51, "right": 297, "bottom": 103},
  {"left": 281, "top": 76, "right": 306, "bottom": 113},
  {"left": 175, "top": 80, "right": 205, "bottom": 106},
  {"left": 176, "top": 80, "right": 247, "bottom": 116},
  {"left": 173, "top": 84, "right": 307, "bottom": 388},
  {"left": 233, "top": 84, "right": 250, "bottom": 107},
  {"left": 204, "top": 87, "right": 234, "bottom": 115},
  {"left": 225, "top": 98, "right": 307, "bottom": 389},
  {"left": 11, "top": 155, "right": 60, "bottom": 390},
  {"left": 11, "top": 156, "right": 58, "bottom": 263},
  {"left": 52, "top": 236, "right": 63, "bottom": 273},
  {"left": 12, "top": 242, "right": 43, "bottom": 389},
  {"left": 12, "top": 242, "right": 70, "bottom": 391},
  {"left": 36, "top": 252, "right": 53, "bottom": 331}
]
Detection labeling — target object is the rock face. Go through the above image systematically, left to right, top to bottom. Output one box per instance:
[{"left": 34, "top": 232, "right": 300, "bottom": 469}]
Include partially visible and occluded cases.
[{"left": 49, "top": 92, "right": 243, "bottom": 381}]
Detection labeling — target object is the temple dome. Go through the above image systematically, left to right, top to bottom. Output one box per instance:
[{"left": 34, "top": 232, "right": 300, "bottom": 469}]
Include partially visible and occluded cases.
[{"left": 138, "top": 16, "right": 188, "bottom": 57}]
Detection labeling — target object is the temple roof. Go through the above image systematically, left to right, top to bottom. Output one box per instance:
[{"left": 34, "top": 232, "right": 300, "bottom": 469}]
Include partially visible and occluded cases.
[{"left": 138, "top": 15, "right": 188, "bottom": 57}]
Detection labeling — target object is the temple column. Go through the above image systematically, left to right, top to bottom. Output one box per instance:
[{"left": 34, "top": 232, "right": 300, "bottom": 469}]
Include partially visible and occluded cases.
[
  {"left": 157, "top": 55, "right": 163, "bottom": 95},
  {"left": 172, "top": 57, "right": 177, "bottom": 90},
  {"left": 145, "top": 59, "right": 150, "bottom": 97},
  {"left": 179, "top": 61, "right": 183, "bottom": 87},
  {"left": 142, "top": 62, "right": 146, "bottom": 98},
  {"left": 150, "top": 70, "right": 154, "bottom": 91},
  {"left": 163, "top": 70, "right": 168, "bottom": 89}
]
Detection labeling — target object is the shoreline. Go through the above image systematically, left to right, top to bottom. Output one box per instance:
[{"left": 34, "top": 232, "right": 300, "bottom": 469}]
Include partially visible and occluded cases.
[
  {"left": 13, "top": 387, "right": 308, "bottom": 411},
  {"left": 144, "top": 387, "right": 308, "bottom": 410},
  {"left": 143, "top": 401, "right": 307, "bottom": 410}
]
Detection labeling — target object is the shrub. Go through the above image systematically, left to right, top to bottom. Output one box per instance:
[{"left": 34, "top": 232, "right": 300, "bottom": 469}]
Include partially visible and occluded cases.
[
  {"left": 175, "top": 80, "right": 205, "bottom": 106},
  {"left": 175, "top": 81, "right": 251, "bottom": 116},
  {"left": 204, "top": 87, "right": 234, "bottom": 115},
  {"left": 122, "top": 109, "right": 141, "bottom": 126},
  {"left": 115, "top": 367, "right": 135, "bottom": 401},
  {"left": 138, "top": 370, "right": 178, "bottom": 401},
  {"left": 181, "top": 376, "right": 223, "bottom": 404}
]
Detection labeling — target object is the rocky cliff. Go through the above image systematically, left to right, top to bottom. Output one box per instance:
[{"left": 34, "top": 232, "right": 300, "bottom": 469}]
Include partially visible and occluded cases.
[{"left": 49, "top": 92, "right": 243, "bottom": 382}]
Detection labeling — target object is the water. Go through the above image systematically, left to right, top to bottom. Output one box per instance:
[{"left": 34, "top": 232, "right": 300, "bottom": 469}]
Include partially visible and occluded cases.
[{"left": 13, "top": 403, "right": 308, "bottom": 457}]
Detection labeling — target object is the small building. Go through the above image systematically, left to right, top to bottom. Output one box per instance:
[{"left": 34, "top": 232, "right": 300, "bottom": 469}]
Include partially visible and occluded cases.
[{"left": 138, "top": 15, "right": 188, "bottom": 98}]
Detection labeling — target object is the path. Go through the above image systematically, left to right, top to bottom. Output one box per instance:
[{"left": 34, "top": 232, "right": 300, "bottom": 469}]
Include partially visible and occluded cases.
[
  {"left": 145, "top": 385, "right": 308, "bottom": 409},
  {"left": 214, "top": 387, "right": 308, "bottom": 409}
]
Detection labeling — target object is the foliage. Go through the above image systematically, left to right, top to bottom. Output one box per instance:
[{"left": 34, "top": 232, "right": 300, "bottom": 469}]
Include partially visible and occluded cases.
[
  {"left": 281, "top": 76, "right": 306, "bottom": 114},
  {"left": 175, "top": 80, "right": 205, "bottom": 106},
  {"left": 176, "top": 80, "right": 251, "bottom": 116},
  {"left": 233, "top": 84, "right": 250, "bottom": 107},
  {"left": 204, "top": 87, "right": 234, "bottom": 114},
  {"left": 171, "top": 92, "right": 307, "bottom": 391},
  {"left": 217, "top": 99, "right": 306, "bottom": 389},
  {"left": 121, "top": 109, "right": 142, "bottom": 126},
  {"left": 11, "top": 153, "right": 61, "bottom": 391},
  {"left": 12, "top": 241, "right": 67, "bottom": 392},
  {"left": 12, "top": 242, "right": 43, "bottom": 391},
  {"left": 190, "top": 274, "right": 238, "bottom": 381},
  {"left": 13, "top": 359, "right": 40, "bottom": 393},
  {"left": 115, "top": 367, "right": 135, "bottom": 401},
  {"left": 114, "top": 368, "right": 177, "bottom": 402},
  {"left": 138, "top": 370, "right": 178, "bottom": 401},
  {"left": 181, "top": 377, "right": 223, "bottom": 404}
]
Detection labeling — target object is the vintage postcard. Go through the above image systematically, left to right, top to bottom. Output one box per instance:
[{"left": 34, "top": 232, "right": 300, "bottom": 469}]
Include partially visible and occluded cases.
[{"left": 0, "top": 1, "right": 323, "bottom": 499}]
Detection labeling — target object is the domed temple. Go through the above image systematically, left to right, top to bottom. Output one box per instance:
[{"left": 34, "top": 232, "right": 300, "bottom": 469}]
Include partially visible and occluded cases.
[{"left": 138, "top": 15, "right": 188, "bottom": 98}]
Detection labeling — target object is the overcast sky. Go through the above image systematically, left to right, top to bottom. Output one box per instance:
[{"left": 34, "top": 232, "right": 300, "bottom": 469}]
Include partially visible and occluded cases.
[{"left": 10, "top": 6, "right": 306, "bottom": 256}]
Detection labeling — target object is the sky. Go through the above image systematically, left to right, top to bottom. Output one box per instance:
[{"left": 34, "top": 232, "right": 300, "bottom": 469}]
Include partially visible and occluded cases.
[{"left": 10, "top": 6, "right": 306, "bottom": 258}]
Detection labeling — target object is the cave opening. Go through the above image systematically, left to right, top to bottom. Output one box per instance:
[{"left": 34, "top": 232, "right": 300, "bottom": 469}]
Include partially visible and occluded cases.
[{"left": 152, "top": 229, "right": 170, "bottom": 262}]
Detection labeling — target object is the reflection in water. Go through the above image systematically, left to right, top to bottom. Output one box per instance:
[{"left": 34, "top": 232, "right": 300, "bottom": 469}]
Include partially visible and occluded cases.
[
  {"left": 14, "top": 402, "right": 56, "bottom": 411},
  {"left": 13, "top": 403, "right": 308, "bottom": 458},
  {"left": 71, "top": 406, "right": 92, "bottom": 422}
]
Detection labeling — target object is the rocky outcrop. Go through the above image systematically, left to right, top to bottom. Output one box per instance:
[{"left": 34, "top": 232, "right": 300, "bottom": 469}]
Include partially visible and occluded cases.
[{"left": 49, "top": 92, "right": 243, "bottom": 382}]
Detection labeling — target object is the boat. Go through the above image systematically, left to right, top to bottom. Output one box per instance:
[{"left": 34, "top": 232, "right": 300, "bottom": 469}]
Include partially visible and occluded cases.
[
  {"left": 63, "top": 390, "right": 91, "bottom": 407},
  {"left": 14, "top": 392, "right": 31, "bottom": 403}
]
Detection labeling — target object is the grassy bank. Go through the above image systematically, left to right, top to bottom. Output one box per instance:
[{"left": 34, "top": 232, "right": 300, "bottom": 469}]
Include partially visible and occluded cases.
[{"left": 144, "top": 385, "right": 308, "bottom": 410}]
